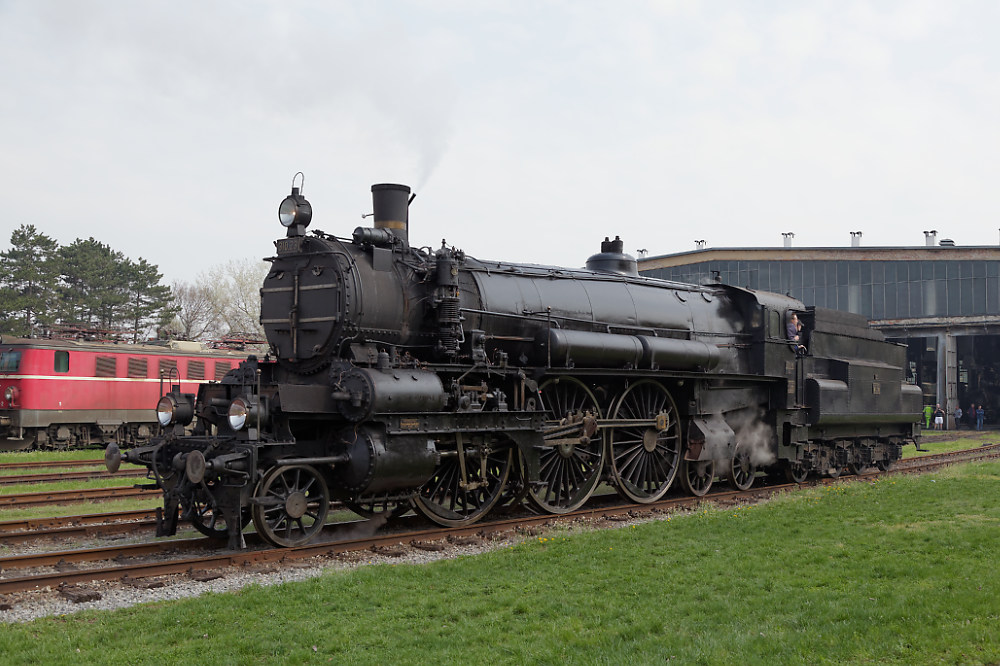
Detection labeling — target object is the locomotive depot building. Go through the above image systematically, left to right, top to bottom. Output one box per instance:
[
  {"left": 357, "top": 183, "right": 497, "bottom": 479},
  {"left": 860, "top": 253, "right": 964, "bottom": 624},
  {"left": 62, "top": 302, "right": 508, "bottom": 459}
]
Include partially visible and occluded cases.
[{"left": 637, "top": 232, "right": 1000, "bottom": 430}]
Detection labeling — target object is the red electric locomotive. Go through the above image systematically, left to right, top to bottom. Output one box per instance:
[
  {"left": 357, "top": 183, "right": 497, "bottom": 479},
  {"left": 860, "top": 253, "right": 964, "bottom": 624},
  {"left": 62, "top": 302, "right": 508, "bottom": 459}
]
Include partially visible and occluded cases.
[{"left": 0, "top": 337, "right": 249, "bottom": 450}]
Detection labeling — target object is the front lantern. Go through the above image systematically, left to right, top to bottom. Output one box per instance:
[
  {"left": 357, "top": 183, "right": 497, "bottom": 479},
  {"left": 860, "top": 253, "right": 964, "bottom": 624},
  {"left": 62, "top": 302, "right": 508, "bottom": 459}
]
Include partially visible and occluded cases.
[
  {"left": 279, "top": 172, "right": 312, "bottom": 236},
  {"left": 156, "top": 390, "right": 194, "bottom": 427},
  {"left": 228, "top": 395, "right": 268, "bottom": 432},
  {"left": 228, "top": 397, "right": 249, "bottom": 431}
]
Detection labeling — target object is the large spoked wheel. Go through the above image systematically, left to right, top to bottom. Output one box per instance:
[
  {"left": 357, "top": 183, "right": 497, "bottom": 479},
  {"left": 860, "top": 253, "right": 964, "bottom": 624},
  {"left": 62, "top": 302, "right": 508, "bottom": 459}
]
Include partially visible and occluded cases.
[
  {"left": 530, "top": 377, "right": 606, "bottom": 513},
  {"left": 608, "top": 380, "right": 682, "bottom": 503},
  {"left": 413, "top": 436, "right": 513, "bottom": 527},
  {"left": 729, "top": 442, "right": 757, "bottom": 491},
  {"left": 679, "top": 458, "right": 715, "bottom": 497},
  {"left": 251, "top": 464, "right": 330, "bottom": 547},
  {"left": 188, "top": 480, "right": 250, "bottom": 539}
]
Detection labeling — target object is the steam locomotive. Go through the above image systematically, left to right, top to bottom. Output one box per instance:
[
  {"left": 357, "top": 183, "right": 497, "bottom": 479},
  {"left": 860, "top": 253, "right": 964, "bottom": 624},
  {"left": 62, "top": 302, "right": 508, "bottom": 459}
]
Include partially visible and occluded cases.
[{"left": 106, "top": 176, "right": 923, "bottom": 549}]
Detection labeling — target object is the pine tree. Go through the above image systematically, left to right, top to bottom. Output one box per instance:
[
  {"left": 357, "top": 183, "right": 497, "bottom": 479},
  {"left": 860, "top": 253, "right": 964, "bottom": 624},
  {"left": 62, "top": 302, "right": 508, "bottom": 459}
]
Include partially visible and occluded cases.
[
  {"left": 0, "top": 225, "right": 60, "bottom": 337},
  {"left": 58, "top": 238, "right": 130, "bottom": 332},
  {"left": 123, "top": 258, "right": 177, "bottom": 342}
]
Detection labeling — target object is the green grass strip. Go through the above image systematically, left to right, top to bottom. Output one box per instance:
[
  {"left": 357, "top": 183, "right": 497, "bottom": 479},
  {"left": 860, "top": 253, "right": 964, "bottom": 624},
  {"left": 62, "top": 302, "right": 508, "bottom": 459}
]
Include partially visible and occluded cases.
[{"left": 2, "top": 461, "right": 999, "bottom": 664}]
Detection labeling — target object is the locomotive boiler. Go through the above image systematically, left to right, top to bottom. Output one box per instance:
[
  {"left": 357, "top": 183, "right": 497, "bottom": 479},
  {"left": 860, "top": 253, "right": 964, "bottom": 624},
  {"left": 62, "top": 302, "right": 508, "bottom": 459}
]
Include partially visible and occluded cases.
[{"left": 107, "top": 176, "right": 922, "bottom": 549}]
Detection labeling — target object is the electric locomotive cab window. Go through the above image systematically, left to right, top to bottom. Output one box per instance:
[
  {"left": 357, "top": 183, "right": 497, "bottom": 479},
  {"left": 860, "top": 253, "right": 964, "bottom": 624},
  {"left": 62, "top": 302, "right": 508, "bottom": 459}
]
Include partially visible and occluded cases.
[
  {"left": 0, "top": 351, "right": 22, "bottom": 371},
  {"left": 54, "top": 351, "right": 69, "bottom": 373}
]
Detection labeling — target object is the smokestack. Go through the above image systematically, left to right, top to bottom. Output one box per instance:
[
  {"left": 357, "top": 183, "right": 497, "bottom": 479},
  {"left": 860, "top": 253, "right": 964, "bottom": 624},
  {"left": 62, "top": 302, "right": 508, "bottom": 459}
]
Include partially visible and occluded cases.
[
  {"left": 371, "top": 183, "right": 412, "bottom": 247},
  {"left": 924, "top": 230, "right": 937, "bottom": 247},
  {"left": 850, "top": 231, "right": 862, "bottom": 247},
  {"left": 782, "top": 232, "right": 794, "bottom": 248}
]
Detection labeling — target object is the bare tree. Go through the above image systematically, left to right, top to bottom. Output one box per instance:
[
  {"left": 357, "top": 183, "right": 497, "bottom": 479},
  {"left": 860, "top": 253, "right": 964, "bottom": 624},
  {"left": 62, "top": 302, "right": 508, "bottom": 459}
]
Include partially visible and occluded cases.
[
  {"left": 164, "top": 259, "right": 268, "bottom": 342},
  {"left": 205, "top": 259, "right": 269, "bottom": 340},
  {"left": 167, "top": 280, "right": 222, "bottom": 340}
]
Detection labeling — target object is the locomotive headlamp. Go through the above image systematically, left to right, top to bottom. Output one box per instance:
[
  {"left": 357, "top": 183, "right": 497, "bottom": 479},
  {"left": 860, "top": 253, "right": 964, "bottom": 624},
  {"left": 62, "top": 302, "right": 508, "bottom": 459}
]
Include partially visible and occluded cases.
[
  {"left": 279, "top": 172, "right": 311, "bottom": 234},
  {"left": 156, "top": 392, "right": 194, "bottom": 427},
  {"left": 228, "top": 396, "right": 268, "bottom": 431},
  {"left": 228, "top": 397, "right": 249, "bottom": 431}
]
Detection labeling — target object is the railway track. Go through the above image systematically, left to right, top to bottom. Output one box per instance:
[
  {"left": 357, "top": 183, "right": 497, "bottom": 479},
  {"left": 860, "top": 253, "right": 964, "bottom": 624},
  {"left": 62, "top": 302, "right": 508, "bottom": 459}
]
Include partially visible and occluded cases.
[
  {"left": 2, "top": 444, "right": 997, "bottom": 599},
  {"left": 0, "top": 459, "right": 106, "bottom": 472},
  {"left": 0, "top": 469, "right": 148, "bottom": 486},
  {"left": 0, "top": 485, "right": 157, "bottom": 508},
  {"left": 0, "top": 509, "right": 160, "bottom": 544}
]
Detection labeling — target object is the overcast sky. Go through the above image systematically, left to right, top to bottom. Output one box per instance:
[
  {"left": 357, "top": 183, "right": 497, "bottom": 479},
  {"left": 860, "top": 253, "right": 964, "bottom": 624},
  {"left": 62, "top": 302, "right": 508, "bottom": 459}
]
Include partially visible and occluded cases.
[{"left": 2, "top": 1, "right": 999, "bottom": 285}]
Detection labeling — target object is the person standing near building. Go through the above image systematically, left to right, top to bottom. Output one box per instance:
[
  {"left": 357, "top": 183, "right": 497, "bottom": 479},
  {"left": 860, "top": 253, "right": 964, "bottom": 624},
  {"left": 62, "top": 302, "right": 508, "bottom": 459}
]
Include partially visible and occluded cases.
[
  {"left": 923, "top": 404, "right": 933, "bottom": 429},
  {"left": 934, "top": 404, "right": 945, "bottom": 430},
  {"left": 976, "top": 404, "right": 985, "bottom": 430},
  {"left": 954, "top": 405, "right": 963, "bottom": 430}
]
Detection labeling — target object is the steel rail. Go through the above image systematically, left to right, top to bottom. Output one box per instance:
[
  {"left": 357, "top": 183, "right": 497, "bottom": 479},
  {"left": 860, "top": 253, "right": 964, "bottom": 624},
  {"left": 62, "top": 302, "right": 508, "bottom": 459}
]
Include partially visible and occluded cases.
[
  {"left": 1, "top": 444, "right": 998, "bottom": 596},
  {"left": 0, "top": 459, "right": 106, "bottom": 472},
  {"left": 0, "top": 469, "right": 147, "bottom": 486},
  {"left": 0, "top": 486, "right": 156, "bottom": 508}
]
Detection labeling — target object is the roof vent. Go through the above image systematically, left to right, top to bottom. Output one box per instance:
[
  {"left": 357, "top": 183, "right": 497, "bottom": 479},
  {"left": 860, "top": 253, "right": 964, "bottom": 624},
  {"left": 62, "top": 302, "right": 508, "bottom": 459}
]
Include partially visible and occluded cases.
[
  {"left": 924, "top": 230, "right": 937, "bottom": 246},
  {"left": 850, "top": 231, "right": 862, "bottom": 247},
  {"left": 782, "top": 232, "right": 794, "bottom": 248},
  {"left": 939, "top": 238, "right": 955, "bottom": 247}
]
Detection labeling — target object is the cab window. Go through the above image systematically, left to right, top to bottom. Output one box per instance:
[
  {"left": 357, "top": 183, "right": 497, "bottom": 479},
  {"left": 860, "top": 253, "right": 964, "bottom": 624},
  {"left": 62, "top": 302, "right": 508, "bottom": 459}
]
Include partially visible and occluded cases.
[
  {"left": 0, "top": 351, "right": 21, "bottom": 371},
  {"left": 54, "top": 351, "right": 69, "bottom": 373}
]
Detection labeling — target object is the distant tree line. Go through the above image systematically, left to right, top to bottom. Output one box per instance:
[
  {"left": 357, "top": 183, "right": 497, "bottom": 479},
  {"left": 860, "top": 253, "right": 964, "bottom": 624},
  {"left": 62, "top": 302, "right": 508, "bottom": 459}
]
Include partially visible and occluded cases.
[{"left": 0, "top": 224, "right": 267, "bottom": 343}]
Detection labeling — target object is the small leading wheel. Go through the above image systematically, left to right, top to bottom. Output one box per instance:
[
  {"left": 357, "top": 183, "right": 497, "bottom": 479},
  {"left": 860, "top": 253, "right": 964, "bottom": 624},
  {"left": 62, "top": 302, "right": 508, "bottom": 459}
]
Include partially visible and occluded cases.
[
  {"left": 530, "top": 377, "right": 607, "bottom": 513},
  {"left": 608, "top": 380, "right": 683, "bottom": 503},
  {"left": 413, "top": 435, "right": 513, "bottom": 527},
  {"left": 729, "top": 442, "right": 756, "bottom": 491},
  {"left": 679, "top": 458, "right": 714, "bottom": 497},
  {"left": 875, "top": 458, "right": 892, "bottom": 472},
  {"left": 785, "top": 460, "right": 809, "bottom": 483},
  {"left": 848, "top": 462, "right": 869, "bottom": 476},
  {"left": 251, "top": 464, "right": 330, "bottom": 547},
  {"left": 188, "top": 481, "right": 250, "bottom": 539}
]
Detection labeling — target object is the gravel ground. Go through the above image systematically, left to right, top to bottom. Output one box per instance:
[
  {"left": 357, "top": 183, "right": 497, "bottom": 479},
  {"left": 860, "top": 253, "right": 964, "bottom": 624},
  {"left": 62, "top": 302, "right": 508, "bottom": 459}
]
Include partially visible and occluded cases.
[
  {"left": 1, "top": 510, "right": 666, "bottom": 624},
  {"left": 0, "top": 534, "right": 525, "bottom": 624}
]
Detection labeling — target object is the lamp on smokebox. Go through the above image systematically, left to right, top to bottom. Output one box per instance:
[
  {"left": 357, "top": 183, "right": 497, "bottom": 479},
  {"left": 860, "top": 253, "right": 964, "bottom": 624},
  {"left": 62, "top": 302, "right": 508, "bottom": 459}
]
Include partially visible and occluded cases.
[{"left": 278, "top": 171, "right": 312, "bottom": 237}]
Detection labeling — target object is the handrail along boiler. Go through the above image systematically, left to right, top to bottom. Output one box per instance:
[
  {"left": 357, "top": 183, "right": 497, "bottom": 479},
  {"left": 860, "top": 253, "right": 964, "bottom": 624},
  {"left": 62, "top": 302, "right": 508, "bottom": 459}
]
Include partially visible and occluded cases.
[{"left": 107, "top": 176, "right": 923, "bottom": 548}]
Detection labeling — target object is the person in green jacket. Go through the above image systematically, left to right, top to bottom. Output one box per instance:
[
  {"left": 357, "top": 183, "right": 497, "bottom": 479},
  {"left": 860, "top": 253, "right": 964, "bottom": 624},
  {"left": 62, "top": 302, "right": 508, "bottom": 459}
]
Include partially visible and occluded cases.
[{"left": 923, "top": 403, "right": 933, "bottom": 429}]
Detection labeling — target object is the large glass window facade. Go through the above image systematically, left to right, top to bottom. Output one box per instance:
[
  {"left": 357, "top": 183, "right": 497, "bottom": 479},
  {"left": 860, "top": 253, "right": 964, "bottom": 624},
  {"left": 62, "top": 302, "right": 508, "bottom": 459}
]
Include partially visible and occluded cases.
[{"left": 643, "top": 260, "right": 1000, "bottom": 319}]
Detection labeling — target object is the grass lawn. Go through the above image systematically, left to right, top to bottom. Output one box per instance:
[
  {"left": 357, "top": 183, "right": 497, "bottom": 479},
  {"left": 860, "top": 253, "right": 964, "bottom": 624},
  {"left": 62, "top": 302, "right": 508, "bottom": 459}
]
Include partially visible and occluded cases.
[{"left": 2, "top": 461, "right": 999, "bottom": 664}]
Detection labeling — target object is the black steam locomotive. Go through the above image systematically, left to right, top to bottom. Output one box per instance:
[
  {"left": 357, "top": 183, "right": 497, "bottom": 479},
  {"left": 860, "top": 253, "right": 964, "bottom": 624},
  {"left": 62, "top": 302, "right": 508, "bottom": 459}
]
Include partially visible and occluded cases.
[{"left": 106, "top": 177, "right": 922, "bottom": 549}]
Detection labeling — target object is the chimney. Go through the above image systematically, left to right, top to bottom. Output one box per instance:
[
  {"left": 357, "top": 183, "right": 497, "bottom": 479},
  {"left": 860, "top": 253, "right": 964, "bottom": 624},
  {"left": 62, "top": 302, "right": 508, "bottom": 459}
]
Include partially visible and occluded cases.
[
  {"left": 371, "top": 183, "right": 412, "bottom": 247},
  {"left": 923, "top": 230, "right": 937, "bottom": 247},
  {"left": 850, "top": 231, "right": 862, "bottom": 247},
  {"left": 782, "top": 232, "right": 794, "bottom": 248},
  {"left": 694, "top": 240, "right": 706, "bottom": 250}
]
